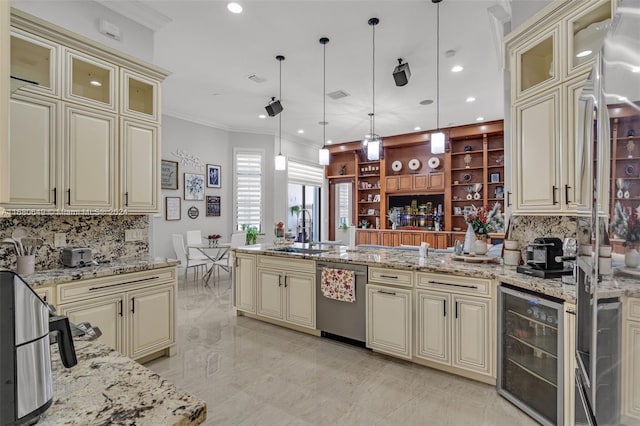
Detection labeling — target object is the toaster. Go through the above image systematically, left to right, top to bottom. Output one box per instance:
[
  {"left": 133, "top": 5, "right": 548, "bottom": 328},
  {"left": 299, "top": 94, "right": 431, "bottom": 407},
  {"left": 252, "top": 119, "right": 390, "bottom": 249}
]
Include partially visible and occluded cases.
[{"left": 62, "top": 247, "right": 93, "bottom": 267}]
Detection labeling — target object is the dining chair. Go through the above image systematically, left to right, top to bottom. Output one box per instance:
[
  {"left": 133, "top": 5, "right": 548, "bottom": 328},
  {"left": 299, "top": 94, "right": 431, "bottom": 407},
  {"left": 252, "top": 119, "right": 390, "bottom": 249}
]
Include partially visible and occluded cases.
[
  {"left": 186, "top": 230, "right": 208, "bottom": 261},
  {"left": 172, "top": 234, "right": 212, "bottom": 282}
]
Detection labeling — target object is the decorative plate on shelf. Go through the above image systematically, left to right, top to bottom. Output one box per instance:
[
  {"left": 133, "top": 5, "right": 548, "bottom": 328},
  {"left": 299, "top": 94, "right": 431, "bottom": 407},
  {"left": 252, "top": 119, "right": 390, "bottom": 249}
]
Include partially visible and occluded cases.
[
  {"left": 427, "top": 157, "right": 440, "bottom": 169},
  {"left": 408, "top": 158, "right": 421, "bottom": 171},
  {"left": 391, "top": 160, "right": 403, "bottom": 172},
  {"left": 626, "top": 165, "right": 636, "bottom": 176},
  {"left": 463, "top": 173, "right": 472, "bottom": 182}
]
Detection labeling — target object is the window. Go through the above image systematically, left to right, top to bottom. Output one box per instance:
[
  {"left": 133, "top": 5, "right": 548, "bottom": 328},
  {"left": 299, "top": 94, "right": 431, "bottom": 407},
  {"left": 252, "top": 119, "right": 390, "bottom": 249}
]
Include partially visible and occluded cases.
[
  {"left": 234, "top": 150, "right": 263, "bottom": 231},
  {"left": 288, "top": 161, "right": 323, "bottom": 242}
]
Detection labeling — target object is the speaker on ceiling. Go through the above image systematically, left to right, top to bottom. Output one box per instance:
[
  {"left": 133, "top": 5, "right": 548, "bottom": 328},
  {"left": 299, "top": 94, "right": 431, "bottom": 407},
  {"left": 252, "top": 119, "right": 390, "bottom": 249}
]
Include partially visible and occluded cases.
[
  {"left": 393, "top": 58, "right": 411, "bottom": 87},
  {"left": 265, "top": 97, "right": 283, "bottom": 117}
]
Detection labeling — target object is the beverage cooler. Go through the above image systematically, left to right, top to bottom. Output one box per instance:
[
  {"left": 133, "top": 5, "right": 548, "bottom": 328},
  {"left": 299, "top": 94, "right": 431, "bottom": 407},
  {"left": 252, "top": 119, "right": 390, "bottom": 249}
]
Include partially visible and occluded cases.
[{"left": 497, "top": 285, "right": 564, "bottom": 426}]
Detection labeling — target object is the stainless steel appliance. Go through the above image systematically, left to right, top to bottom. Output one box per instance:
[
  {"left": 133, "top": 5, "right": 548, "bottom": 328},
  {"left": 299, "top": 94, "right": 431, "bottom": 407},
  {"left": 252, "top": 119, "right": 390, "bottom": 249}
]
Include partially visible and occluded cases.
[
  {"left": 517, "top": 237, "right": 574, "bottom": 278},
  {"left": 62, "top": 247, "right": 93, "bottom": 267},
  {"left": 316, "top": 261, "right": 367, "bottom": 344},
  {"left": 0, "top": 271, "right": 77, "bottom": 425},
  {"left": 498, "top": 284, "right": 564, "bottom": 425}
]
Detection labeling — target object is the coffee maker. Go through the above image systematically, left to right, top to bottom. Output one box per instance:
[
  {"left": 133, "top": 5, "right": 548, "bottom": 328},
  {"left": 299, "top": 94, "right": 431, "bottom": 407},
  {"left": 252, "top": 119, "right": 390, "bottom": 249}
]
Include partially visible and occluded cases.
[{"left": 0, "top": 271, "right": 77, "bottom": 425}]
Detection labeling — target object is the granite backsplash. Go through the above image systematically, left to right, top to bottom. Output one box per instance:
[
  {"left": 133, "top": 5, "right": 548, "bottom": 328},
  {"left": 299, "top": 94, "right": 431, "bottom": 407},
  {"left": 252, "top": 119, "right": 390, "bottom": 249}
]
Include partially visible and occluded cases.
[
  {"left": 506, "top": 214, "right": 578, "bottom": 253},
  {"left": 0, "top": 215, "right": 149, "bottom": 271}
]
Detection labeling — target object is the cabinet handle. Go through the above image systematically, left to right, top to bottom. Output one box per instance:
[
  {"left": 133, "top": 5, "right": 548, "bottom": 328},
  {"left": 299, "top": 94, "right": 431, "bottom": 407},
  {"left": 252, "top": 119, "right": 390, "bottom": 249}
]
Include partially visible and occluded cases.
[
  {"left": 565, "top": 184, "right": 571, "bottom": 206},
  {"left": 552, "top": 185, "right": 558, "bottom": 205},
  {"left": 52, "top": 187, "right": 57, "bottom": 203},
  {"left": 67, "top": 189, "right": 71, "bottom": 205},
  {"left": 506, "top": 191, "right": 512, "bottom": 207},
  {"left": 125, "top": 192, "right": 129, "bottom": 207},
  {"left": 235, "top": 258, "right": 240, "bottom": 268},
  {"left": 380, "top": 274, "right": 399, "bottom": 279},
  {"left": 278, "top": 275, "right": 282, "bottom": 287},
  {"left": 284, "top": 275, "right": 288, "bottom": 288},
  {"left": 427, "top": 280, "right": 477, "bottom": 290},
  {"left": 378, "top": 290, "right": 396, "bottom": 296},
  {"left": 42, "top": 294, "right": 47, "bottom": 302},
  {"left": 131, "top": 298, "right": 135, "bottom": 314},
  {"left": 119, "top": 300, "right": 123, "bottom": 317},
  {"left": 443, "top": 300, "right": 446, "bottom": 317},
  {"left": 455, "top": 301, "right": 459, "bottom": 319}
]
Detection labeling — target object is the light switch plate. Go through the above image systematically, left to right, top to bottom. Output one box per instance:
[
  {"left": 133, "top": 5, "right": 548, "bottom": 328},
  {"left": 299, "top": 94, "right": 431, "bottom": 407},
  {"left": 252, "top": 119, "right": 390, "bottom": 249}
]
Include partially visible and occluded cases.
[
  {"left": 125, "top": 229, "right": 144, "bottom": 242},
  {"left": 54, "top": 233, "right": 66, "bottom": 248}
]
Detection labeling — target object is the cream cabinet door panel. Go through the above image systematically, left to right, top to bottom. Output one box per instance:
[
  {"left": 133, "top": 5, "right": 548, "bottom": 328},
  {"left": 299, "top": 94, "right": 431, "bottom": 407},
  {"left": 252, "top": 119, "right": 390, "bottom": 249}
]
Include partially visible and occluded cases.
[
  {"left": 10, "top": 28, "right": 60, "bottom": 97},
  {"left": 63, "top": 48, "right": 117, "bottom": 112},
  {"left": 120, "top": 68, "right": 159, "bottom": 122},
  {"left": 565, "top": 74, "right": 592, "bottom": 211},
  {"left": 514, "top": 88, "right": 561, "bottom": 212},
  {"left": 7, "top": 95, "right": 59, "bottom": 207},
  {"left": 65, "top": 105, "right": 116, "bottom": 209},
  {"left": 120, "top": 118, "right": 158, "bottom": 212},
  {"left": 235, "top": 253, "right": 256, "bottom": 313},
  {"left": 257, "top": 269, "right": 284, "bottom": 320},
  {"left": 284, "top": 273, "right": 315, "bottom": 329},
  {"left": 128, "top": 284, "right": 174, "bottom": 359},
  {"left": 366, "top": 284, "right": 412, "bottom": 360},
  {"left": 33, "top": 286, "right": 54, "bottom": 305},
  {"left": 416, "top": 290, "right": 450, "bottom": 365},
  {"left": 58, "top": 295, "right": 124, "bottom": 353},
  {"left": 452, "top": 295, "right": 491, "bottom": 375},
  {"left": 624, "top": 321, "right": 640, "bottom": 421}
]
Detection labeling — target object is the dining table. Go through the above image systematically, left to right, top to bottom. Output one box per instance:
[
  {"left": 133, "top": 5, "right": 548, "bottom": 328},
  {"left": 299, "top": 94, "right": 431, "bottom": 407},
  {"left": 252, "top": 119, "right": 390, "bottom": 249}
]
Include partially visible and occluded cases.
[{"left": 187, "top": 242, "right": 231, "bottom": 285}]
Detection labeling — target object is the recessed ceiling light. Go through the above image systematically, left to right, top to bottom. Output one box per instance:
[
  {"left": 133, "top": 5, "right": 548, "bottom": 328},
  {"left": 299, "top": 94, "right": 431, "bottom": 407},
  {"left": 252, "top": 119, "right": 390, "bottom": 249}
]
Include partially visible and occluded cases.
[
  {"left": 227, "top": 2, "right": 243, "bottom": 13},
  {"left": 576, "top": 50, "right": 592, "bottom": 58},
  {"left": 451, "top": 65, "right": 464, "bottom": 73},
  {"left": 89, "top": 80, "right": 102, "bottom": 87},
  {"left": 466, "top": 96, "right": 476, "bottom": 103},
  {"left": 419, "top": 99, "right": 433, "bottom": 105},
  {"left": 258, "top": 114, "right": 266, "bottom": 119},
  {"left": 476, "top": 116, "right": 484, "bottom": 121},
  {"left": 414, "top": 126, "right": 421, "bottom": 131},
  {"left": 297, "top": 129, "right": 304, "bottom": 134},
  {"left": 327, "top": 140, "right": 333, "bottom": 144}
]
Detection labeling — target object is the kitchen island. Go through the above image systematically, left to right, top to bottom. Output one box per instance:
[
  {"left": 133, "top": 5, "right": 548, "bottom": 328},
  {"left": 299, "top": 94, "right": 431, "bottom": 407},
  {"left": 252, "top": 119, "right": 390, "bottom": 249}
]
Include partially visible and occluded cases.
[{"left": 41, "top": 338, "right": 206, "bottom": 425}]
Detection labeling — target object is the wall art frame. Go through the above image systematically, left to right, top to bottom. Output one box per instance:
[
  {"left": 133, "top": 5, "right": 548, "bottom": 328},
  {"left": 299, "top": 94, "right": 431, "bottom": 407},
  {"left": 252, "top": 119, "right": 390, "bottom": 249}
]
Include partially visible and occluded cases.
[
  {"left": 207, "top": 164, "right": 221, "bottom": 188},
  {"left": 184, "top": 173, "right": 205, "bottom": 200}
]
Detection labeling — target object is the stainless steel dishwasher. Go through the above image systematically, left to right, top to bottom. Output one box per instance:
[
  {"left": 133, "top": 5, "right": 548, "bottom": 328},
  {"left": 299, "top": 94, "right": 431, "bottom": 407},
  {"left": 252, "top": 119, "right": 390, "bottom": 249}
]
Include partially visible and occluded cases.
[{"left": 316, "top": 261, "right": 368, "bottom": 345}]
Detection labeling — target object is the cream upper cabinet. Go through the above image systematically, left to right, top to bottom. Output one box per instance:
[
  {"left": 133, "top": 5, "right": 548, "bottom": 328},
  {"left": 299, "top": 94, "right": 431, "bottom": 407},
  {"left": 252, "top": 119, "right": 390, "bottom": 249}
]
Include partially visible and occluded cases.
[
  {"left": 566, "top": 0, "right": 613, "bottom": 78},
  {"left": 512, "top": 26, "right": 560, "bottom": 101},
  {"left": 10, "top": 28, "right": 60, "bottom": 97},
  {"left": 63, "top": 48, "right": 117, "bottom": 112},
  {"left": 120, "top": 68, "right": 159, "bottom": 122},
  {"left": 513, "top": 87, "right": 562, "bottom": 212},
  {"left": 6, "top": 94, "right": 60, "bottom": 208},
  {"left": 64, "top": 104, "right": 116, "bottom": 209},
  {"left": 120, "top": 118, "right": 158, "bottom": 212},
  {"left": 235, "top": 253, "right": 257, "bottom": 314},
  {"left": 366, "top": 283, "right": 412, "bottom": 360},
  {"left": 127, "top": 284, "right": 174, "bottom": 359}
]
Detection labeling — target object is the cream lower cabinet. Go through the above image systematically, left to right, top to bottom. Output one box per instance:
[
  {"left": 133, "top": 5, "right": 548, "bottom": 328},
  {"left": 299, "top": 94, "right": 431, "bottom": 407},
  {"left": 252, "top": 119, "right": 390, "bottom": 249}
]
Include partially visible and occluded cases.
[
  {"left": 120, "top": 118, "right": 159, "bottom": 212},
  {"left": 234, "top": 253, "right": 256, "bottom": 313},
  {"left": 256, "top": 256, "right": 315, "bottom": 329},
  {"left": 56, "top": 267, "right": 176, "bottom": 360},
  {"left": 415, "top": 273, "right": 495, "bottom": 381},
  {"left": 366, "top": 284, "right": 412, "bottom": 360},
  {"left": 33, "top": 285, "right": 54, "bottom": 305},
  {"left": 623, "top": 298, "right": 640, "bottom": 423}
]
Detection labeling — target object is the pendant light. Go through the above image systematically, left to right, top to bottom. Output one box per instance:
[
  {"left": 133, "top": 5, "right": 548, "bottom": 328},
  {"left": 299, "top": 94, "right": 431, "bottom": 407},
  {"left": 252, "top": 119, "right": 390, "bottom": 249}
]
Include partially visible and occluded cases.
[
  {"left": 431, "top": 0, "right": 445, "bottom": 155},
  {"left": 366, "top": 17, "right": 381, "bottom": 162},
  {"left": 318, "top": 37, "right": 330, "bottom": 166},
  {"left": 274, "top": 55, "right": 287, "bottom": 171}
]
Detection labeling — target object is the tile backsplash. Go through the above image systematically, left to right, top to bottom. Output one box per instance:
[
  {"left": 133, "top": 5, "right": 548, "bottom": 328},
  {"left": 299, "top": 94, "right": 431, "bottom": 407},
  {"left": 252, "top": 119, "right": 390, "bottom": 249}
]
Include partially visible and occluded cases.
[{"left": 0, "top": 215, "right": 149, "bottom": 271}]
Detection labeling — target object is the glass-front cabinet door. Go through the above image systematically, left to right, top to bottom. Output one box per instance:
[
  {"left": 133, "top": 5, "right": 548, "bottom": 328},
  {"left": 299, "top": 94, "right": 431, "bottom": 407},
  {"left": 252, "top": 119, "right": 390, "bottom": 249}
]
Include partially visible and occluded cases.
[
  {"left": 566, "top": 0, "right": 613, "bottom": 77},
  {"left": 514, "top": 26, "right": 559, "bottom": 99},
  {"left": 10, "top": 29, "right": 59, "bottom": 96},
  {"left": 63, "top": 49, "right": 117, "bottom": 111},
  {"left": 120, "top": 69, "right": 159, "bottom": 122}
]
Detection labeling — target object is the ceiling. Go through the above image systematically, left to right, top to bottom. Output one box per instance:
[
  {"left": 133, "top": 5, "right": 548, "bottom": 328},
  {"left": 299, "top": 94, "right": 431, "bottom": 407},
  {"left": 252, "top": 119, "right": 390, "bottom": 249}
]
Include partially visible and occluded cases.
[{"left": 135, "top": 0, "right": 509, "bottom": 147}]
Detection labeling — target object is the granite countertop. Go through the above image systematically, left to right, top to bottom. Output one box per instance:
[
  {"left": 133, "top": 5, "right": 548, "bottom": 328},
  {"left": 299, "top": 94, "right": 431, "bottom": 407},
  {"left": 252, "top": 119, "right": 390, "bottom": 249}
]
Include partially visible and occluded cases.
[
  {"left": 235, "top": 244, "right": 640, "bottom": 303},
  {"left": 19, "top": 257, "right": 180, "bottom": 287},
  {"left": 41, "top": 339, "right": 206, "bottom": 425}
]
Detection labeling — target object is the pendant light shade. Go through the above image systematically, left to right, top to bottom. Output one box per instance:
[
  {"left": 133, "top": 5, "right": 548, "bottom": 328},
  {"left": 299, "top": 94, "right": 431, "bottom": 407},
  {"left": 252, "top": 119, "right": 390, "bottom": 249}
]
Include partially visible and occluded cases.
[
  {"left": 431, "top": 0, "right": 445, "bottom": 155},
  {"left": 365, "top": 17, "right": 381, "bottom": 161},
  {"left": 318, "top": 37, "right": 330, "bottom": 166},
  {"left": 275, "top": 55, "right": 287, "bottom": 171}
]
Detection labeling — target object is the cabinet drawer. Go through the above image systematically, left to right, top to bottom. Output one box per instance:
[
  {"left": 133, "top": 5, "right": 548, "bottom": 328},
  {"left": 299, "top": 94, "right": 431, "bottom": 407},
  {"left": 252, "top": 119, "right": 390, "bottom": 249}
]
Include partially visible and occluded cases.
[
  {"left": 257, "top": 255, "right": 315, "bottom": 274},
  {"left": 57, "top": 267, "right": 176, "bottom": 304},
  {"left": 368, "top": 267, "right": 413, "bottom": 288},
  {"left": 416, "top": 272, "right": 492, "bottom": 297},
  {"left": 628, "top": 298, "right": 640, "bottom": 321}
]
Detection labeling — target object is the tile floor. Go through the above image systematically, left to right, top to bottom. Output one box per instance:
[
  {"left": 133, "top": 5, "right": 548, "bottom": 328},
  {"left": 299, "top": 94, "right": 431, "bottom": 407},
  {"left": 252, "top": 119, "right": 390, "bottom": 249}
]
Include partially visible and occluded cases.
[{"left": 146, "top": 274, "right": 536, "bottom": 426}]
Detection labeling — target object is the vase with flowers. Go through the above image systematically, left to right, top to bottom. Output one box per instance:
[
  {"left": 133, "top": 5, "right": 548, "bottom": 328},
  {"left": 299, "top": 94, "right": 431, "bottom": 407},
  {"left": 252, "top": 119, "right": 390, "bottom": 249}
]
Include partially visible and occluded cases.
[
  {"left": 611, "top": 201, "right": 640, "bottom": 267},
  {"left": 464, "top": 203, "right": 504, "bottom": 255},
  {"left": 274, "top": 221, "right": 285, "bottom": 238},
  {"left": 207, "top": 234, "right": 221, "bottom": 247}
]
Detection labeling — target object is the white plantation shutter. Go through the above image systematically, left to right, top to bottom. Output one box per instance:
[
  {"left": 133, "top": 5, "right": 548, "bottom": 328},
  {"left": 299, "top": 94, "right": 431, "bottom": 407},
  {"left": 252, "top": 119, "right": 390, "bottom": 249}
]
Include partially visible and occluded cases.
[
  {"left": 235, "top": 150, "right": 263, "bottom": 231},
  {"left": 287, "top": 160, "right": 324, "bottom": 186},
  {"left": 338, "top": 184, "right": 351, "bottom": 225}
]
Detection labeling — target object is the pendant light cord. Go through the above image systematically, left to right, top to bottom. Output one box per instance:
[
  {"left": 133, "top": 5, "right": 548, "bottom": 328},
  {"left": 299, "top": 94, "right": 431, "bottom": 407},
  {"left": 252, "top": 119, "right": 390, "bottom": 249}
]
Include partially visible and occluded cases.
[
  {"left": 436, "top": 2, "right": 440, "bottom": 131},
  {"left": 371, "top": 19, "right": 376, "bottom": 136},
  {"left": 323, "top": 41, "right": 326, "bottom": 147},
  {"left": 279, "top": 57, "right": 282, "bottom": 155}
]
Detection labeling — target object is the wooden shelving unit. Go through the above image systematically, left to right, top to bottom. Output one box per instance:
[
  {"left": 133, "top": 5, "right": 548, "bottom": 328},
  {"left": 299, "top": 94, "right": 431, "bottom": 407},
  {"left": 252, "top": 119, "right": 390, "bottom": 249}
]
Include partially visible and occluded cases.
[{"left": 356, "top": 159, "right": 382, "bottom": 229}]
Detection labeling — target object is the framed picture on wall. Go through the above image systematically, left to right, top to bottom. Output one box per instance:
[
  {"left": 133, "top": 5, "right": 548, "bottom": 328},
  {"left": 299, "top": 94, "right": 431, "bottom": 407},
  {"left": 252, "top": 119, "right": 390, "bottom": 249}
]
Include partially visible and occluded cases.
[
  {"left": 161, "top": 160, "right": 178, "bottom": 190},
  {"left": 207, "top": 164, "right": 221, "bottom": 188},
  {"left": 490, "top": 172, "right": 500, "bottom": 183},
  {"left": 184, "top": 173, "right": 205, "bottom": 200},
  {"left": 206, "top": 196, "right": 221, "bottom": 217},
  {"left": 165, "top": 197, "right": 181, "bottom": 221}
]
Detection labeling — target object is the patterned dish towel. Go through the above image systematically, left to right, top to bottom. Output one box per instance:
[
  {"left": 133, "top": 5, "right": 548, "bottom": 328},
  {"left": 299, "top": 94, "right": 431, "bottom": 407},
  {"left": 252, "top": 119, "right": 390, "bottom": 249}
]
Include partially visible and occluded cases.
[{"left": 321, "top": 267, "right": 355, "bottom": 303}]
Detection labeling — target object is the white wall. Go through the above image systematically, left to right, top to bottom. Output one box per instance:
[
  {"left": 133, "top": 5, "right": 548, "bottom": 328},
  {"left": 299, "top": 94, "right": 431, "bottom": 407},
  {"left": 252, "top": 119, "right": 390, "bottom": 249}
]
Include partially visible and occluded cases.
[
  {"left": 11, "top": 0, "right": 154, "bottom": 62},
  {"left": 509, "top": 0, "right": 553, "bottom": 34}
]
